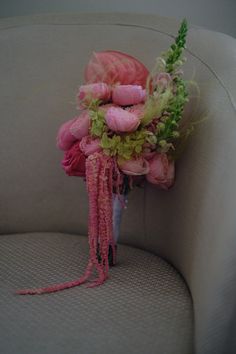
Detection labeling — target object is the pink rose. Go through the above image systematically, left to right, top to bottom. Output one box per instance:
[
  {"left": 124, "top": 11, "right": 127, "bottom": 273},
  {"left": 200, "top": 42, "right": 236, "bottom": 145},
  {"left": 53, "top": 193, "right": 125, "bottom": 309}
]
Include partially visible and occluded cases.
[
  {"left": 85, "top": 51, "right": 149, "bottom": 88},
  {"left": 78, "top": 83, "right": 111, "bottom": 106},
  {"left": 112, "top": 85, "right": 146, "bottom": 106},
  {"left": 105, "top": 107, "right": 140, "bottom": 133},
  {"left": 69, "top": 110, "right": 90, "bottom": 140},
  {"left": 57, "top": 118, "right": 78, "bottom": 151},
  {"left": 80, "top": 136, "right": 102, "bottom": 156},
  {"left": 62, "top": 141, "right": 86, "bottom": 177},
  {"left": 146, "top": 153, "right": 175, "bottom": 189},
  {"left": 118, "top": 157, "right": 149, "bottom": 176}
]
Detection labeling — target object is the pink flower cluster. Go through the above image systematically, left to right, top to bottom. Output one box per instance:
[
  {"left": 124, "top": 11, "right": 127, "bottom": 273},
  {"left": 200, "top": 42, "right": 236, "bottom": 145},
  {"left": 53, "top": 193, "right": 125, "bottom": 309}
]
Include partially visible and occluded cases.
[{"left": 57, "top": 50, "right": 175, "bottom": 190}]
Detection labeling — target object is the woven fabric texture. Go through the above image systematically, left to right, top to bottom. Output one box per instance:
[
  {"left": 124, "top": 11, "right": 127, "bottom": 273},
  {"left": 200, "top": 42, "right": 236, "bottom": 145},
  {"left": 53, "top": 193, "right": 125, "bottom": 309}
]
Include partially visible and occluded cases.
[{"left": 0, "top": 232, "right": 193, "bottom": 354}]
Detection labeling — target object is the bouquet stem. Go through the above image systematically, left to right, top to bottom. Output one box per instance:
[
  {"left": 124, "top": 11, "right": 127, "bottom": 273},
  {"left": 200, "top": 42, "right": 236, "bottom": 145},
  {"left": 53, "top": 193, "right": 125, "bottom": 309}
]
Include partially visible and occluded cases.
[{"left": 112, "top": 193, "right": 127, "bottom": 244}]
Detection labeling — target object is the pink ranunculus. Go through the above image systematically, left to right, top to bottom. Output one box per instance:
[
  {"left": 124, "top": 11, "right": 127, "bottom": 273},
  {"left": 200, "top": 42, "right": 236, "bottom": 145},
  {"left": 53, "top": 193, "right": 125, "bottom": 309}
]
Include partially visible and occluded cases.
[
  {"left": 85, "top": 51, "right": 149, "bottom": 88},
  {"left": 78, "top": 83, "right": 111, "bottom": 106},
  {"left": 112, "top": 85, "right": 146, "bottom": 106},
  {"left": 105, "top": 107, "right": 141, "bottom": 133},
  {"left": 69, "top": 110, "right": 90, "bottom": 140},
  {"left": 56, "top": 118, "right": 78, "bottom": 151},
  {"left": 80, "top": 136, "right": 102, "bottom": 156},
  {"left": 61, "top": 141, "right": 86, "bottom": 177},
  {"left": 146, "top": 153, "right": 175, "bottom": 189},
  {"left": 118, "top": 157, "right": 150, "bottom": 176}
]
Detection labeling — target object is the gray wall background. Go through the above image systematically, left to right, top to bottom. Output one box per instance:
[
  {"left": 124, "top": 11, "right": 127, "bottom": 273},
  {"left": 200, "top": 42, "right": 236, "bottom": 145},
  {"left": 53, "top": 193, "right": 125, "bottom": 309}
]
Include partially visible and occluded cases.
[{"left": 0, "top": 0, "right": 235, "bottom": 38}]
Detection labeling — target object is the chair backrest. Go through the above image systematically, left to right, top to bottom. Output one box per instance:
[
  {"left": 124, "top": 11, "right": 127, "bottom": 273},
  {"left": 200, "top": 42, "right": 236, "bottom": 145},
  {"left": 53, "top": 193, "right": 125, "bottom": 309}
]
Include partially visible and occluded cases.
[{"left": 1, "top": 13, "right": 236, "bottom": 354}]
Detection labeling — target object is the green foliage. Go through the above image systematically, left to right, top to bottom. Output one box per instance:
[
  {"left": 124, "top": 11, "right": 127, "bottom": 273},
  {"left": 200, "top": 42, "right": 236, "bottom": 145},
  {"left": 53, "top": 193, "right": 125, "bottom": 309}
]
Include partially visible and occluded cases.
[
  {"left": 144, "top": 19, "right": 190, "bottom": 154},
  {"left": 145, "top": 19, "right": 188, "bottom": 88},
  {"left": 165, "top": 19, "right": 188, "bottom": 73},
  {"left": 168, "top": 77, "right": 188, "bottom": 123},
  {"left": 155, "top": 78, "right": 189, "bottom": 152},
  {"left": 141, "top": 88, "right": 173, "bottom": 126},
  {"left": 89, "top": 107, "right": 106, "bottom": 137},
  {"left": 101, "top": 130, "right": 156, "bottom": 160}
]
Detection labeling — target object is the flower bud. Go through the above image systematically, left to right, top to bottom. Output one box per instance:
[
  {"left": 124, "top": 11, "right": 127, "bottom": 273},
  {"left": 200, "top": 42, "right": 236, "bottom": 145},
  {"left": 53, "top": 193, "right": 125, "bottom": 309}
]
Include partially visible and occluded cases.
[
  {"left": 156, "top": 122, "right": 165, "bottom": 132},
  {"left": 172, "top": 131, "right": 180, "bottom": 138},
  {"left": 159, "top": 140, "right": 167, "bottom": 147}
]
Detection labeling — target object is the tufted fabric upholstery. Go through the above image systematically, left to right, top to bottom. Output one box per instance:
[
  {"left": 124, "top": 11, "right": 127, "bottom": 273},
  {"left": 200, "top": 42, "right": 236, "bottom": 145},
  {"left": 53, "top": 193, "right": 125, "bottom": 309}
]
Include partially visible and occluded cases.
[
  {"left": 0, "top": 13, "right": 236, "bottom": 354},
  {"left": 0, "top": 233, "right": 193, "bottom": 354}
]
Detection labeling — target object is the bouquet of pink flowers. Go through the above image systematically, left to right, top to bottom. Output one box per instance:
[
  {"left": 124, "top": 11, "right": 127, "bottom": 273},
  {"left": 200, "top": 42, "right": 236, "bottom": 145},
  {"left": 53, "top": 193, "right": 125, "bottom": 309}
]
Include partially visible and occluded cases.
[{"left": 18, "top": 20, "right": 191, "bottom": 295}]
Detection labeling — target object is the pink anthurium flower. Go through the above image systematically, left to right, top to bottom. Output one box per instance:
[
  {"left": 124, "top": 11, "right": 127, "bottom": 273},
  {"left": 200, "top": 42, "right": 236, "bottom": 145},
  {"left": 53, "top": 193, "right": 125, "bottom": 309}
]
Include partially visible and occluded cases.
[
  {"left": 85, "top": 51, "right": 149, "bottom": 88},
  {"left": 112, "top": 85, "right": 146, "bottom": 106},
  {"left": 105, "top": 107, "right": 141, "bottom": 133},
  {"left": 146, "top": 153, "right": 175, "bottom": 189}
]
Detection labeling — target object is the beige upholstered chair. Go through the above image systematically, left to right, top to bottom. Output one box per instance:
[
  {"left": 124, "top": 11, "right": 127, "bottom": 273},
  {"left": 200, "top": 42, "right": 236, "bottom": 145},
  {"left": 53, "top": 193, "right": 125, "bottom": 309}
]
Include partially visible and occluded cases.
[{"left": 1, "top": 13, "right": 236, "bottom": 354}]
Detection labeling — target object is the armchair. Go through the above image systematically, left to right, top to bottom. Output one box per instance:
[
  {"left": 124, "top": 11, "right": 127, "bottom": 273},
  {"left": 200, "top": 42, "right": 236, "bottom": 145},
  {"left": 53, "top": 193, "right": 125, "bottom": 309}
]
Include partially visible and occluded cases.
[{"left": 0, "top": 13, "right": 236, "bottom": 354}]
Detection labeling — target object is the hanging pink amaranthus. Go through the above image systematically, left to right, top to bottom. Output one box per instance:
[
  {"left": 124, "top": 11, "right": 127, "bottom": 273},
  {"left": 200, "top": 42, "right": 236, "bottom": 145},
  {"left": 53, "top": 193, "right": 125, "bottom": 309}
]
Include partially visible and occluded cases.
[
  {"left": 17, "top": 152, "right": 115, "bottom": 294},
  {"left": 85, "top": 152, "right": 115, "bottom": 287}
]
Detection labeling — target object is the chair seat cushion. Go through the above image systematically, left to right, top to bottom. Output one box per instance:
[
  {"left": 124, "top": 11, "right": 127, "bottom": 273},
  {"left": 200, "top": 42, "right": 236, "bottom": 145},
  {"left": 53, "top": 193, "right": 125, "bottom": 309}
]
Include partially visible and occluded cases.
[{"left": 0, "top": 232, "right": 193, "bottom": 354}]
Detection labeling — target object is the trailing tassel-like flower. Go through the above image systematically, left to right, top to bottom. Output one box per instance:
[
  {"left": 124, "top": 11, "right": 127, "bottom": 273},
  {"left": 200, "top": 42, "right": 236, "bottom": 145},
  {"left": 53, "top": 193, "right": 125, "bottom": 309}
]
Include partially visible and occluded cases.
[{"left": 16, "top": 152, "right": 117, "bottom": 294}]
